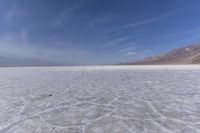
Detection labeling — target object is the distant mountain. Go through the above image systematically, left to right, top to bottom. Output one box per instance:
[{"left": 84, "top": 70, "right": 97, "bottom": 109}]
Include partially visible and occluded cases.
[
  {"left": 122, "top": 44, "right": 200, "bottom": 65},
  {"left": 0, "top": 56, "right": 58, "bottom": 67}
]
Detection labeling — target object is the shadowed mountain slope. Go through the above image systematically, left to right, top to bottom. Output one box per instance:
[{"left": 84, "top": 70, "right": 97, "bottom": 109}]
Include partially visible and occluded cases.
[{"left": 123, "top": 44, "right": 200, "bottom": 65}]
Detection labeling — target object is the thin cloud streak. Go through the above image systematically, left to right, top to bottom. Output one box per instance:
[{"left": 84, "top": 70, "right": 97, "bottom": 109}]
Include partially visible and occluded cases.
[
  {"left": 52, "top": 1, "right": 86, "bottom": 27},
  {"left": 121, "top": 6, "right": 196, "bottom": 29},
  {"left": 167, "top": 28, "right": 200, "bottom": 37},
  {"left": 103, "top": 33, "right": 146, "bottom": 47},
  {"left": 104, "top": 36, "right": 133, "bottom": 46},
  {"left": 117, "top": 45, "right": 136, "bottom": 53},
  {"left": 124, "top": 51, "right": 137, "bottom": 56}
]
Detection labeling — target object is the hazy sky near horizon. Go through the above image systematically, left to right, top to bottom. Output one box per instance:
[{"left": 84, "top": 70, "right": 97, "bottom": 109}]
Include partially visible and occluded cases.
[{"left": 0, "top": 0, "right": 200, "bottom": 65}]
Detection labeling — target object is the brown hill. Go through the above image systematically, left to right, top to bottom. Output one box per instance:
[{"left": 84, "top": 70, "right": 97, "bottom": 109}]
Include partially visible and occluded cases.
[{"left": 125, "top": 44, "right": 200, "bottom": 65}]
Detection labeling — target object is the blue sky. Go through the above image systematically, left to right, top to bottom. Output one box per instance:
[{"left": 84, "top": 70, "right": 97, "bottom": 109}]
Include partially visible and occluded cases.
[{"left": 0, "top": 0, "right": 200, "bottom": 65}]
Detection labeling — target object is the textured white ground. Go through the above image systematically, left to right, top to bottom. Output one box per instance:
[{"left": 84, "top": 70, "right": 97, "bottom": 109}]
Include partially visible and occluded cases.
[{"left": 1, "top": 65, "right": 200, "bottom": 133}]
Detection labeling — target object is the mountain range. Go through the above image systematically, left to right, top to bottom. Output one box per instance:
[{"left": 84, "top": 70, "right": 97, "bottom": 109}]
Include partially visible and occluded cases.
[
  {"left": 1, "top": 44, "right": 200, "bottom": 66},
  {"left": 122, "top": 44, "right": 200, "bottom": 65},
  {"left": 0, "top": 56, "right": 58, "bottom": 67}
]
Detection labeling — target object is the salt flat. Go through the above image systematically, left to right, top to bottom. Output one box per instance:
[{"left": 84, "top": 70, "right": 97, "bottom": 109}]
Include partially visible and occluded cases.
[{"left": 1, "top": 65, "right": 200, "bottom": 133}]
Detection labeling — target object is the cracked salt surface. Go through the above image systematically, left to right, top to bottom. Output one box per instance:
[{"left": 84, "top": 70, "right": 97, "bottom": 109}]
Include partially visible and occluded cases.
[{"left": 0, "top": 65, "right": 200, "bottom": 133}]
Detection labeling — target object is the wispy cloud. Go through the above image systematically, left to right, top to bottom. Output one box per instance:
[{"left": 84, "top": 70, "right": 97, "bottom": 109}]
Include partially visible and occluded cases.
[
  {"left": 52, "top": 1, "right": 86, "bottom": 27},
  {"left": 121, "top": 6, "right": 196, "bottom": 29},
  {"left": 4, "top": 7, "right": 26, "bottom": 22},
  {"left": 89, "top": 16, "right": 110, "bottom": 27},
  {"left": 165, "top": 28, "right": 200, "bottom": 46},
  {"left": 167, "top": 28, "right": 200, "bottom": 37},
  {"left": 103, "top": 32, "right": 146, "bottom": 47},
  {"left": 104, "top": 36, "right": 133, "bottom": 46},
  {"left": 117, "top": 45, "right": 136, "bottom": 53},
  {"left": 122, "top": 49, "right": 152, "bottom": 62},
  {"left": 124, "top": 51, "right": 137, "bottom": 56}
]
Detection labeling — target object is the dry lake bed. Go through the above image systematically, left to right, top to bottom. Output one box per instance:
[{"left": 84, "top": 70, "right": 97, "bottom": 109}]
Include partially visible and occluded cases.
[{"left": 1, "top": 65, "right": 200, "bottom": 133}]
